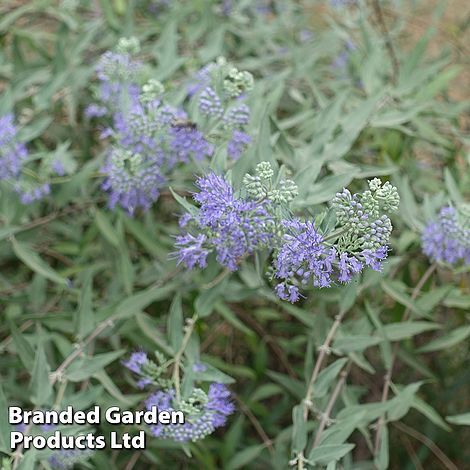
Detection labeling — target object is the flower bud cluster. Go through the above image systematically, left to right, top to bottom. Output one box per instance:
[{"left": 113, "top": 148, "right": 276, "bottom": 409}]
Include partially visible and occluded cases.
[
  {"left": 89, "top": 43, "right": 259, "bottom": 213},
  {"left": 188, "top": 57, "right": 254, "bottom": 159},
  {"left": 242, "top": 162, "right": 298, "bottom": 204},
  {"left": 175, "top": 172, "right": 398, "bottom": 302},
  {"left": 331, "top": 178, "right": 399, "bottom": 252},
  {"left": 123, "top": 349, "right": 235, "bottom": 443},
  {"left": 123, "top": 351, "right": 172, "bottom": 389}
]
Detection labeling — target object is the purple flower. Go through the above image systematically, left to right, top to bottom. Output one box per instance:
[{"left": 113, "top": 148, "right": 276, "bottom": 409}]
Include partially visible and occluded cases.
[
  {"left": 187, "top": 64, "right": 213, "bottom": 97},
  {"left": 199, "top": 86, "right": 224, "bottom": 118},
  {"left": 84, "top": 104, "right": 107, "bottom": 119},
  {"left": 224, "top": 104, "right": 250, "bottom": 127},
  {"left": 0, "top": 114, "right": 28, "bottom": 181},
  {"left": 168, "top": 125, "right": 214, "bottom": 165},
  {"left": 227, "top": 129, "right": 251, "bottom": 160},
  {"left": 101, "top": 148, "right": 164, "bottom": 215},
  {"left": 52, "top": 160, "right": 65, "bottom": 176},
  {"left": 177, "top": 173, "right": 274, "bottom": 271},
  {"left": 16, "top": 183, "right": 51, "bottom": 205},
  {"left": 422, "top": 206, "right": 470, "bottom": 266},
  {"left": 275, "top": 219, "right": 334, "bottom": 292},
  {"left": 173, "top": 233, "right": 209, "bottom": 269},
  {"left": 361, "top": 246, "right": 388, "bottom": 271},
  {"left": 338, "top": 252, "right": 363, "bottom": 282},
  {"left": 123, "top": 351, "right": 148, "bottom": 374},
  {"left": 192, "top": 362, "right": 207, "bottom": 373},
  {"left": 137, "top": 377, "right": 153, "bottom": 389},
  {"left": 206, "top": 383, "right": 236, "bottom": 427},
  {"left": 146, "top": 384, "right": 234, "bottom": 442},
  {"left": 145, "top": 389, "right": 174, "bottom": 411},
  {"left": 48, "top": 449, "right": 93, "bottom": 470}
]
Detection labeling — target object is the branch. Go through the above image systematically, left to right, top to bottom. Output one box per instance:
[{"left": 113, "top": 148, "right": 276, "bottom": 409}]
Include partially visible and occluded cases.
[
  {"left": 374, "top": 263, "right": 437, "bottom": 455},
  {"left": 49, "top": 268, "right": 181, "bottom": 385},
  {"left": 302, "top": 309, "right": 348, "bottom": 420},
  {"left": 172, "top": 314, "right": 197, "bottom": 403},
  {"left": 312, "top": 361, "right": 351, "bottom": 447}
]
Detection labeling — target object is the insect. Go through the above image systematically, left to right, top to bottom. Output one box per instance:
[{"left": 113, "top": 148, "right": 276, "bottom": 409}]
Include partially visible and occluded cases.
[{"left": 171, "top": 118, "right": 197, "bottom": 130}]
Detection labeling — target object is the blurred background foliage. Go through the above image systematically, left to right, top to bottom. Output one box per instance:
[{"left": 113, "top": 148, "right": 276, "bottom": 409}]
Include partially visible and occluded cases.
[{"left": 0, "top": 0, "right": 469, "bottom": 469}]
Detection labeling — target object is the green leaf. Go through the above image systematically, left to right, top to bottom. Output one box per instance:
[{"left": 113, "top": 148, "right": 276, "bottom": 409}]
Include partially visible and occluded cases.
[
  {"left": 256, "top": 107, "right": 275, "bottom": 165},
  {"left": 444, "top": 168, "right": 463, "bottom": 205},
  {"left": 169, "top": 187, "right": 198, "bottom": 215},
  {"left": 95, "top": 210, "right": 120, "bottom": 247},
  {"left": 122, "top": 217, "right": 163, "bottom": 256},
  {"left": 12, "top": 238, "right": 68, "bottom": 286},
  {"left": 75, "top": 273, "right": 95, "bottom": 340},
  {"left": 194, "top": 279, "right": 228, "bottom": 317},
  {"left": 381, "top": 280, "right": 427, "bottom": 317},
  {"left": 112, "top": 282, "right": 177, "bottom": 321},
  {"left": 415, "top": 285, "right": 452, "bottom": 314},
  {"left": 168, "top": 294, "right": 183, "bottom": 352},
  {"left": 214, "top": 303, "right": 254, "bottom": 336},
  {"left": 9, "top": 321, "right": 34, "bottom": 369},
  {"left": 381, "top": 322, "right": 441, "bottom": 341},
  {"left": 417, "top": 325, "right": 470, "bottom": 353},
  {"left": 333, "top": 336, "right": 383, "bottom": 353},
  {"left": 29, "top": 344, "right": 53, "bottom": 406},
  {"left": 65, "top": 350, "right": 125, "bottom": 382},
  {"left": 314, "top": 358, "right": 349, "bottom": 398},
  {"left": 192, "top": 363, "right": 235, "bottom": 384},
  {"left": 93, "top": 370, "right": 140, "bottom": 406},
  {"left": 388, "top": 382, "right": 423, "bottom": 421},
  {"left": 0, "top": 383, "right": 12, "bottom": 453},
  {"left": 412, "top": 396, "right": 450, "bottom": 431},
  {"left": 292, "top": 405, "right": 307, "bottom": 454},
  {"left": 446, "top": 413, "right": 470, "bottom": 426},
  {"left": 374, "top": 424, "right": 389, "bottom": 470},
  {"left": 226, "top": 444, "right": 266, "bottom": 470},
  {"left": 308, "top": 444, "right": 355, "bottom": 464},
  {"left": 17, "top": 449, "right": 37, "bottom": 470}
]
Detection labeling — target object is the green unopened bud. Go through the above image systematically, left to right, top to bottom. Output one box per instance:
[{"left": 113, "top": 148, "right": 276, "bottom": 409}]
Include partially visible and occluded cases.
[
  {"left": 117, "top": 36, "right": 140, "bottom": 54},
  {"left": 141, "top": 79, "right": 165, "bottom": 102},
  {"left": 256, "top": 162, "right": 274, "bottom": 180},
  {"left": 243, "top": 174, "right": 264, "bottom": 199},
  {"left": 279, "top": 179, "right": 298, "bottom": 202},
  {"left": 375, "top": 181, "right": 400, "bottom": 212}
]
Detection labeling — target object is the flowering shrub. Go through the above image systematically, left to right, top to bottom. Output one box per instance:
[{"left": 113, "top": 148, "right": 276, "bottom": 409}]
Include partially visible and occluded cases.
[{"left": 0, "top": 1, "right": 469, "bottom": 469}]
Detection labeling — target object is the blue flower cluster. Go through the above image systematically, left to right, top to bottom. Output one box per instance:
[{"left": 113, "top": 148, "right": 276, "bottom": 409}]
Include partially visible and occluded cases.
[
  {"left": 88, "top": 42, "right": 255, "bottom": 214},
  {"left": 0, "top": 114, "right": 50, "bottom": 204},
  {"left": 174, "top": 167, "right": 399, "bottom": 302},
  {"left": 175, "top": 173, "right": 274, "bottom": 271},
  {"left": 422, "top": 205, "right": 470, "bottom": 267},
  {"left": 274, "top": 219, "right": 388, "bottom": 302},
  {"left": 123, "top": 351, "right": 235, "bottom": 443},
  {"left": 145, "top": 383, "right": 234, "bottom": 442},
  {"left": 48, "top": 448, "right": 94, "bottom": 470}
]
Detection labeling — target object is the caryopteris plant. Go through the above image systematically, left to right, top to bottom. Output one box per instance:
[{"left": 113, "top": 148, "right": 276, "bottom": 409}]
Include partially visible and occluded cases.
[{"left": 0, "top": 1, "right": 469, "bottom": 469}]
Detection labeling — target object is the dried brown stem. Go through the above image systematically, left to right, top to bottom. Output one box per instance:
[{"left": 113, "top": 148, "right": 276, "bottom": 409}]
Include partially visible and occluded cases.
[
  {"left": 371, "top": 0, "right": 400, "bottom": 84},
  {"left": 234, "top": 394, "right": 274, "bottom": 456},
  {"left": 393, "top": 421, "right": 458, "bottom": 470}
]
